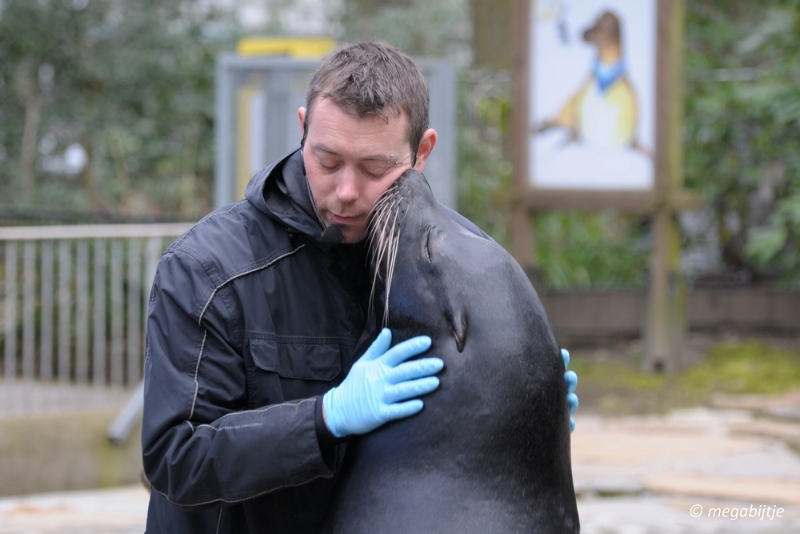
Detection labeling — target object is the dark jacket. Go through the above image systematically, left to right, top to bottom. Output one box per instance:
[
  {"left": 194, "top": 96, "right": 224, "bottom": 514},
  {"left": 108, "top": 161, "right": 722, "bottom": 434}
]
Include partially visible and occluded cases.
[{"left": 142, "top": 149, "right": 486, "bottom": 533}]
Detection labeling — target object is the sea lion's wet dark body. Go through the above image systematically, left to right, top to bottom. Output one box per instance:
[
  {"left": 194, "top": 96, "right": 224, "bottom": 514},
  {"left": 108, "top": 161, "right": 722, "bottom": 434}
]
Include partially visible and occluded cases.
[{"left": 324, "top": 171, "right": 579, "bottom": 533}]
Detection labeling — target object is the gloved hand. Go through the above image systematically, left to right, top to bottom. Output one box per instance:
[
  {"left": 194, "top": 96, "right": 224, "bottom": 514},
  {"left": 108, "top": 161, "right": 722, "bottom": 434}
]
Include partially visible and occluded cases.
[
  {"left": 323, "top": 328, "right": 444, "bottom": 438},
  {"left": 562, "top": 348, "right": 579, "bottom": 433}
]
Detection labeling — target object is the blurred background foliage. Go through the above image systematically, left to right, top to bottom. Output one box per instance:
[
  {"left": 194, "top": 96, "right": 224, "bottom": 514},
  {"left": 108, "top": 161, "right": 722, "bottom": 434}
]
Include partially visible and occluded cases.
[
  {"left": 0, "top": 0, "right": 798, "bottom": 287},
  {"left": 0, "top": 0, "right": 238, "bottom": 222},
  {"left": 684, "top": 0, "right": 800, "bottom": 287}
]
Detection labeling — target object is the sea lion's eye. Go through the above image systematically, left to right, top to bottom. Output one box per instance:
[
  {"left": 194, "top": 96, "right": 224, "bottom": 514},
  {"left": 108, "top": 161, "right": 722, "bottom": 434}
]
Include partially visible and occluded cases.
[{"left": 423, "top": 228, "right": 433, "bottom": 263}]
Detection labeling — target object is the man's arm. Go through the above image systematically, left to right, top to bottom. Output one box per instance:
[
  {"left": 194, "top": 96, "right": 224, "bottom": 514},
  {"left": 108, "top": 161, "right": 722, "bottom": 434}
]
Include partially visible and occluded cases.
[{"left": 142, "top": 250, "right": 335, "bottom": 508}]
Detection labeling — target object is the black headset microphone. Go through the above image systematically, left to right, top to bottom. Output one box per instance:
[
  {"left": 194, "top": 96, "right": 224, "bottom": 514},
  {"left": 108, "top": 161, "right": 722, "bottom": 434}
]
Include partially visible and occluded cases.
[{"left": 320, "top": 224, "right": 344, "bottom": 247}]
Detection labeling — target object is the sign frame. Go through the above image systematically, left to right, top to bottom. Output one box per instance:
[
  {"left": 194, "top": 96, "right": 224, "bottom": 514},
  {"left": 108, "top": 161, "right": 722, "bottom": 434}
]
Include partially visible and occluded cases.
[{"left": 512, "top": 0, "right": 702, "bottom": 216}]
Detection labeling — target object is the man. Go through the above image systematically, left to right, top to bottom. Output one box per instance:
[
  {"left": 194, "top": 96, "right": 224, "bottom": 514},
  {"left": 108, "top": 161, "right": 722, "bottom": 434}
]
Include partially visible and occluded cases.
[{"left": 142, "top": 41, "right": 578, "bottom": 533}]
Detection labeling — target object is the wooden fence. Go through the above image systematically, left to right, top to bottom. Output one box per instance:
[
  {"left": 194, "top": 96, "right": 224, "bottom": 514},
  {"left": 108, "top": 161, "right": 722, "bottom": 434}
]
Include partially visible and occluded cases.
[{"left": 0, "top": 223, "right": 193, "bottom": 386}]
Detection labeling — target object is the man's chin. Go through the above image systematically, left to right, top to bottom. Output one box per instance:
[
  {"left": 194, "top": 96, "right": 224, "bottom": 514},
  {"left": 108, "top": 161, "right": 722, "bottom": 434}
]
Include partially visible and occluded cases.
[
  {"left": 336, "top": 224, "right": 367, "bottom": 244},
  {"left": 341, "top": 231, "right": 367, "bottom": 245}
]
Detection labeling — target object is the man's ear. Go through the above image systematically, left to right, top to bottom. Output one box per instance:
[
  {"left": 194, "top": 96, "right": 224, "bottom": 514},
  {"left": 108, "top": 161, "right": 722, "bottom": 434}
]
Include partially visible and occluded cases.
[
  {"left": 298, "top": 107, "right": 307, "bottom": 134},
  {"left": 298, "top": 107, "right": 309, "bottom": 147},
  {"left": 413, "top": 128, "right": 437, "bottom": 172}
]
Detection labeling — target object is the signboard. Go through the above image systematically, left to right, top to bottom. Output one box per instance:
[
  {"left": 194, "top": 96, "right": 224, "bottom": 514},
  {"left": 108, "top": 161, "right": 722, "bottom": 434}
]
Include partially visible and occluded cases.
[
  {"left": 511, "top": 0, "right": 704, "bottom": 372},
  {"left": 511, "top": 0, "right": 700, "bottom": 212},
  {"left": 530, "top": 0, "right": 657, "bottom": 190}
]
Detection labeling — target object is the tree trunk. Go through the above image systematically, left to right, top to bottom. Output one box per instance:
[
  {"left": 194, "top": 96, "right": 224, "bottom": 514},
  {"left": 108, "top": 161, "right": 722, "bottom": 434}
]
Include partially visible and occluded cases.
[
  {"left": 472, "top": 0, "right": 513, "bottom": 70},
  {"left": 14, "top": 59, "right": 41, "bottom": 195},
  {"left": 19, "top": 97, "right": 41, "bottom": 195},
  {"left": 105, "top": 117, "right": 130, "bottom": 189},
  {"left": 180, "top": 122, "right": 200, "bottom": 217},
  {"left": 80, "top": 130, "right": 103, "bottom": 211}
]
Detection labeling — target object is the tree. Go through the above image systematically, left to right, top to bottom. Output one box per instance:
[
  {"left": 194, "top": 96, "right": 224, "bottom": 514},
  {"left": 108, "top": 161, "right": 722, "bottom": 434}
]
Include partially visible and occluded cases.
[
  {"left": 0, "top": 0, "right": 238, "bottom": 220},
  {"left": 340, "top": 0, "right": 471, "bottom": 60},
  {"left": 684, "top": 0, "right": 800, "bottom": 285}
]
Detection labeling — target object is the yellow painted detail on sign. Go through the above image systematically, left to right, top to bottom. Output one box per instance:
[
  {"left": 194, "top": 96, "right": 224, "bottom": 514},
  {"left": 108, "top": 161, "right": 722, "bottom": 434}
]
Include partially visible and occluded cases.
[
  {"left": 237, "top": 37, "right": 336, "bottom": 58},
  {"left": 236, "top": 83, "right": 262, "bottom": 201}
]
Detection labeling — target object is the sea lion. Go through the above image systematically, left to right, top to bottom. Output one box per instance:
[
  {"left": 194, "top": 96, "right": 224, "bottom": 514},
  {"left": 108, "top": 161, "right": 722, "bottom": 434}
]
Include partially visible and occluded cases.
[{"left": 323, "top": 170, "right": 579, "bottom": 533}]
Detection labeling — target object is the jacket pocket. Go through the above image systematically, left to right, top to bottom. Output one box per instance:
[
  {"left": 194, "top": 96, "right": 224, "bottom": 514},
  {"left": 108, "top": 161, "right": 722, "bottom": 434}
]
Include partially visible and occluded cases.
[
  {"left": 246, "top": 335, "right": 344, "bottom": 407},
  {"left": 249, "top": 337, "right": 341, "bottom": 380}
]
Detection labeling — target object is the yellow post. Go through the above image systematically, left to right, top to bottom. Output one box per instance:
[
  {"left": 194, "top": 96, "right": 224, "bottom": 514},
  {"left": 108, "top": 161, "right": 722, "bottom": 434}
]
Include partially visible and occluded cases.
[{"left": 232, "top": 37, "right": 336, "bottom": 199}]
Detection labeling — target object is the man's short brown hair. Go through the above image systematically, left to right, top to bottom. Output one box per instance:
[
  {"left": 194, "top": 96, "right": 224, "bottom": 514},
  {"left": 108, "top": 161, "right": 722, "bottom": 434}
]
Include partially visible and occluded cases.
[{"left": 304, "top": 41, "right": 429, "bottom": 164}]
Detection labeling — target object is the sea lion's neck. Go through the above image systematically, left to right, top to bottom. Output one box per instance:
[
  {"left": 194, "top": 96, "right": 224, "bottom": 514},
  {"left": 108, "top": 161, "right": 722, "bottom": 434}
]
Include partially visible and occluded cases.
[{"left": 598, "top": 42, "right": 621, "bottom": 65}]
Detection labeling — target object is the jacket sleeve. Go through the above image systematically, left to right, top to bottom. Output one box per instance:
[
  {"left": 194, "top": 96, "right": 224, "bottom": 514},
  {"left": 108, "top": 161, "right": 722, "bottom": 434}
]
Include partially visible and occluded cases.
[{"left": 141, "top": 249, "right": 338, "bottom": 508}]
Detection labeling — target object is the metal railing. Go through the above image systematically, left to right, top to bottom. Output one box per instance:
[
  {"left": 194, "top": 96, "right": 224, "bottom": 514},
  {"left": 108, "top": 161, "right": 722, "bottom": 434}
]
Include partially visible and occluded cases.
[{"left": 1, "top": 223, "right": 194, "bottom": 387}]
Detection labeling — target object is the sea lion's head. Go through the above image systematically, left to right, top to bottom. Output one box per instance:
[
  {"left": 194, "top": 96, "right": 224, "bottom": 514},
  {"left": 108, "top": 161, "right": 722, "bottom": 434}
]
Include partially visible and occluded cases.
[
  {"left": 582, "top": 11, "right": 621, "bottom": 48},
  {"left": 366, "top": 169, "right": 472, "bottom": 351}
]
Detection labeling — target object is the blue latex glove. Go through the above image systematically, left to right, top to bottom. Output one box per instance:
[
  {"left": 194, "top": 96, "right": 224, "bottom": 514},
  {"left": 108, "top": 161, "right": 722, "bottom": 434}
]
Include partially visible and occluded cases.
[
  {"left": 323, "top": 328, "right": 444, "bottom": 438},
  {"left": 562, "top": 348, "right": 579, "bottom": 433}
]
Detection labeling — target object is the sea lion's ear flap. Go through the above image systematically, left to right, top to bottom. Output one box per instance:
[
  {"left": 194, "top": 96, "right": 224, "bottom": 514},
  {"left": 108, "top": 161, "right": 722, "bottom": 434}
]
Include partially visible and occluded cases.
[{"left": 452, "top": 311, "right": 467, "bottom": 353}]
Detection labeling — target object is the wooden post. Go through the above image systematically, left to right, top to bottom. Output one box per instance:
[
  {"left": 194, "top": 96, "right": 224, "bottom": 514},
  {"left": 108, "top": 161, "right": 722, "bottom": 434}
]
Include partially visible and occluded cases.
[
  {"left": 473, "top": 0, "right": 513, "bottom": 71},
  {"left": 511, "top": 0, "right": 534, "bottom": 273},
  {"left": 644, "top": 0, "right": 686, "bottom": 373}
]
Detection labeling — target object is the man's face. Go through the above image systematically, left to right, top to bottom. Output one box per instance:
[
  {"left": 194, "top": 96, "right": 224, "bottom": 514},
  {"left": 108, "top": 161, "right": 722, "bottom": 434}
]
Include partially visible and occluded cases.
[{"left": 299, "top": 98, "right": 434, "bottom": 244}]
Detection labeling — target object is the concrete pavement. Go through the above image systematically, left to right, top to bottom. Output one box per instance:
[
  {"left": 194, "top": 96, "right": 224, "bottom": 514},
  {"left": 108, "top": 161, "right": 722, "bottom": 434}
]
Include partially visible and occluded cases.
[
  {"left": 1, "top": 403, "right": 799, "bottom": 533},
  {"left": 573, "top": 407, "right": 800, "bottom": 533},
  {"left": 0, "top": 485, "right": 148, "bottom": 534}
]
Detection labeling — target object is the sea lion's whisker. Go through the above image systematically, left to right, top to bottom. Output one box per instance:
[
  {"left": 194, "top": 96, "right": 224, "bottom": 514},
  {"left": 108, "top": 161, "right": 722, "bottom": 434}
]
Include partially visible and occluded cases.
[
  {"left": 366, "top": 179, "right": 406, "bottom": 327},
  {"left": 382, "top": 209, "right": 402, "bottom": 326}
]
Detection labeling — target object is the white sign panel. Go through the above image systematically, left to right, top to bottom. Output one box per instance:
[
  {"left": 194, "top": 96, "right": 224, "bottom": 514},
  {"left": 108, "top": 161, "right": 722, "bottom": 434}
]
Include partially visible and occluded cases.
[{"left": 529, "top": 0, "right": 657, "bottom": 190}]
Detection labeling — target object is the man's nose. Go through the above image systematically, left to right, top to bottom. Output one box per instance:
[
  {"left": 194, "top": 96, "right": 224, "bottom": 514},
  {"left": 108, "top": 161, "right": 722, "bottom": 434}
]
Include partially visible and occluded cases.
[{"left": 335, "top": 166, "right": 360, "bottom": 203}]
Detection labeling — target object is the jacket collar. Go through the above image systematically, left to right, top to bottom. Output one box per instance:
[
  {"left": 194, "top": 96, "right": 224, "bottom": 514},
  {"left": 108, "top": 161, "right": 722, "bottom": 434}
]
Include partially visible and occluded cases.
[{"left": 245, "top": 148, "right": 327, "bottom": 238}]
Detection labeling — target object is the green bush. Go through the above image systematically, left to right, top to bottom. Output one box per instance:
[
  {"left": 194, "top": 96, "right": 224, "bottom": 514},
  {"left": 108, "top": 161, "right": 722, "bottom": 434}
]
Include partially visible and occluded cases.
[{"left": 684, "top": 0, "right": 800, "bottom": 285}]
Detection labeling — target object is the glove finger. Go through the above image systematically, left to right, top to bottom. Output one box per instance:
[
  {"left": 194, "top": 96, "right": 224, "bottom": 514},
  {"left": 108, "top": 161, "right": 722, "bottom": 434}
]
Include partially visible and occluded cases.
[
  {"left": 361, "top": 328, "right": 392, "bottom": 362},
  {"left": 381, "top": 336, "right": 432, "bottom": 367},
  {"left": 561, "top": 348, "right": 570, "bottom": 369},
  {"left": 386, "top": 357, "right": 444, "bottom": 384},
  {"left": 564, "top": 370, "right": 577, "bottom": 394},
  {"left": 384, "top": 376, "right": 440, "bottom": 404},
  {"left": 567, "top": 392, "right": 579, "bottom": 415},
  {"left": 381, "top": 399, "right": 424, "bottom": 421},
  {"left": 569, "top": 417, "right": 576, "bottom": 433}
]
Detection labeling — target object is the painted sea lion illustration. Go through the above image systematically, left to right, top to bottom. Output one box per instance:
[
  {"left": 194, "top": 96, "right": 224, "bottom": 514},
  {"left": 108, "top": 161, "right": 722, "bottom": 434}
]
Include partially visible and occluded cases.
[{"left": 536, "top": 10, "right": 649, "bottom": 157}]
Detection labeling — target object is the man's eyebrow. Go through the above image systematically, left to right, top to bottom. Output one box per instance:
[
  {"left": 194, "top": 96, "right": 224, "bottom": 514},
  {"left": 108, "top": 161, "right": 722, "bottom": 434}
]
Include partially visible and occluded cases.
[
  {"left": 309, "top": 143, "right": 339, "bottom": 156},
  {"left": 310, "top": 143, "right": 396, "bottom": 163},
  {"left": 361, "top": 154, "right": 397, "bottom": 163}
]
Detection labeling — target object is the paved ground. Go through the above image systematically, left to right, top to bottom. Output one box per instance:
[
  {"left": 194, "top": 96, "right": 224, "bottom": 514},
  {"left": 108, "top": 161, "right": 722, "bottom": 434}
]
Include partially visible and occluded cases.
[
  {"left": 0, "top": 381, "right": 133, "bottom": 420},
  {"left": 1, "top": 400, "right": 799, "bottom": 533},
  {"left": 574, "top": 406, "right": 800, "bottom": 533},
  {"left": 0, "top": 486, "right": 147, "bottom": 534}
]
